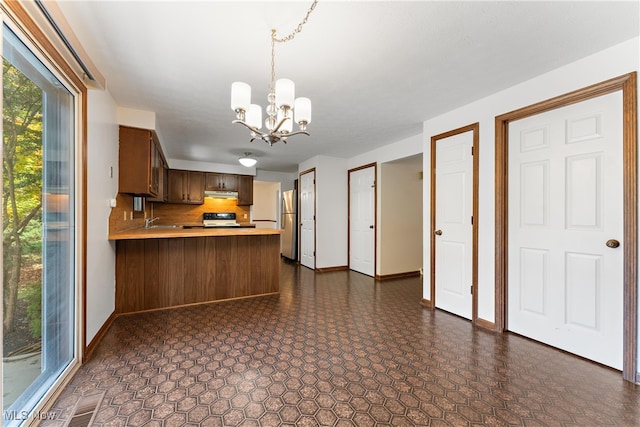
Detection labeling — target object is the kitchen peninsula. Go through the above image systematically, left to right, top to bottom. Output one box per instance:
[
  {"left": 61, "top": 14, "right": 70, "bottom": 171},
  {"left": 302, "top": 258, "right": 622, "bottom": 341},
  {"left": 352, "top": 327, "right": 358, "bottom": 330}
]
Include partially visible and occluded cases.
[
  {"left": 112, "top": 124, "right": 281, "bottom": 314},
  {"left": 109, "top": 226, "right": 281, "bottom": 314}
]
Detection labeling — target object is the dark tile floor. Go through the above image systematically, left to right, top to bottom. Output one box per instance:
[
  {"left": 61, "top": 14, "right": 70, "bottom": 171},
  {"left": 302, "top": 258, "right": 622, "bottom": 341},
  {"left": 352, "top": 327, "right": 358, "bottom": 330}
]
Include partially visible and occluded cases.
[{"left": 42, "top": 261, "right": 640, "bottom": 426}]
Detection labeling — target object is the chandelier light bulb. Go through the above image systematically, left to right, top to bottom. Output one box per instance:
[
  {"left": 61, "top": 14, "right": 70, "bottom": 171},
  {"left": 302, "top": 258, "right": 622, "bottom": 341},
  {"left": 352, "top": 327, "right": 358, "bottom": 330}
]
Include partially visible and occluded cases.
[
  {"left": 275, "top": 78, "right": 295, "bottom": 109},
  {"left": 231, "top": 82, "right": 251, "bottom": 113},
  {"left": 294, "top": 97, "right": 312, "bottom": 125}
]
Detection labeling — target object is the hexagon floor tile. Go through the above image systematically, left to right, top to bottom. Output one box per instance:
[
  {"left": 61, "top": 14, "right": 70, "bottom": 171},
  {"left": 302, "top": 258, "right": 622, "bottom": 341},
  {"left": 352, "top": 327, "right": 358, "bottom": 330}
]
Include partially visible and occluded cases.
[{"left": 40, "top": 261, "right": 640, "bottom": 426}]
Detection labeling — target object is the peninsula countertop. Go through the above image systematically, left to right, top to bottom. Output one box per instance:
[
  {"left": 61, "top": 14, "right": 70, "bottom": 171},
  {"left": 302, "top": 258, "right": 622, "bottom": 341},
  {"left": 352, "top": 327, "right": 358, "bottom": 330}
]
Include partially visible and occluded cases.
[{"left": 109, "top": 226, "right": 281, "bottom": 241}]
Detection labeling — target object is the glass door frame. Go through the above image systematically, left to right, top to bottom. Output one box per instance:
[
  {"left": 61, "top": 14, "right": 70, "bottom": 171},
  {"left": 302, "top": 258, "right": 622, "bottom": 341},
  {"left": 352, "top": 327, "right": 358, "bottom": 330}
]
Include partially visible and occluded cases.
[{"left": 0, "top": 1, "right": 87, "bottom": 423}]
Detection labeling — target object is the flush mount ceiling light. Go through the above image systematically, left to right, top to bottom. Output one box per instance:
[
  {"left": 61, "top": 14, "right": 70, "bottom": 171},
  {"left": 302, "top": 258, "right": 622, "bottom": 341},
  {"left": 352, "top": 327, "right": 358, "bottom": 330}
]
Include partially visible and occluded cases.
[
  {"left": 231, "top": 0, "right": 317, "bottom": 146},
  {"left": 238, "top": 152, "right": 257, "bottom": 167}
]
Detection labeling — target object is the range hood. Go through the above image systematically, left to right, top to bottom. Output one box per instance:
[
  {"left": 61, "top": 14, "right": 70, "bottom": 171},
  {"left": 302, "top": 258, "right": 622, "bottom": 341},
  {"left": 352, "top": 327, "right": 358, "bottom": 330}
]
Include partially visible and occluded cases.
[{"left": 204, "top": 190, "right": 238, "bottom": 199}]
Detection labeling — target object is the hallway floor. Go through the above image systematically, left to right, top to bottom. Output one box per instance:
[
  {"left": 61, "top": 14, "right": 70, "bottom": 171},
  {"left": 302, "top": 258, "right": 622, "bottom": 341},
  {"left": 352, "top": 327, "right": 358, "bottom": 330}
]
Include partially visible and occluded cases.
[{"left": 42, "top": 261, "right": 640, "bottom": 426}]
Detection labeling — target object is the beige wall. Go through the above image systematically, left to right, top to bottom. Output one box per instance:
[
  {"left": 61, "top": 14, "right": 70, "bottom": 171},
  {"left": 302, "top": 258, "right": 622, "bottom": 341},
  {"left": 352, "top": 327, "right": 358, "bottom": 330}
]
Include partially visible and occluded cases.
[
  {"left": 378, "top": 155, "right": 423, "bottom": 276},
  {"left": 252, "top": 181, "right": 280, "bottom": 222}
]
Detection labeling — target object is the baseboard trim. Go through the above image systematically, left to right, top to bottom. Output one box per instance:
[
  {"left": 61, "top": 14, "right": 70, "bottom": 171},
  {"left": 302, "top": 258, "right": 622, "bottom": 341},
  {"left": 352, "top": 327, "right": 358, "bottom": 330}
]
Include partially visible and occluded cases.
[
  {"left": 315, "top": 265, "right": 349, "bottom": 273},
  {"left": 376, "top": 270, "right": 422, "bottom": 281},
  {"left": 115, "top": 292, "right": 281, "bottom": 317},
  {"left": 420, "top": 298, "right": 433, "bottom": 309},
  {"left": 83, "top": 311, "right": 117, "bottom": 362}
]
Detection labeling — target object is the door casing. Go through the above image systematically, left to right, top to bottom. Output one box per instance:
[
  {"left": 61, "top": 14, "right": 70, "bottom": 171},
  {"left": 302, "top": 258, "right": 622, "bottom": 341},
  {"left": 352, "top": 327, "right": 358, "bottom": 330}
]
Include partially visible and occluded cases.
[
  {"left": 494, "top": 72, "right": 638, "bottom": 383},
  {"left": 429, "top": 123, "right": 480, "bottom": 324}
]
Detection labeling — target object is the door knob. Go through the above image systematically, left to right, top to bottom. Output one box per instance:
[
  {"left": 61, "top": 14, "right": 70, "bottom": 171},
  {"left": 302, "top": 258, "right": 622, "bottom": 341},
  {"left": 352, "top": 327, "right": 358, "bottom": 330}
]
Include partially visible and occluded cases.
[
  {"left": 369, "top": 225, "right": 374, "bottom": 229},
  {"left": 434, "top": 229, "right": 442, "bottom": 236},
  {"left": 606, "top": 239, "right": 620, "bottom": 248}
]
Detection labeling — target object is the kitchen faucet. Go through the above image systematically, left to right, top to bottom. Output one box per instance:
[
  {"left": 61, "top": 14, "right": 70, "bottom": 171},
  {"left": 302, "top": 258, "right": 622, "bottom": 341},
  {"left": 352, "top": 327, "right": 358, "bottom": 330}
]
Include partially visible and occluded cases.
[{"left": 144, "top": 216, "right": 160, "bottom": 228}]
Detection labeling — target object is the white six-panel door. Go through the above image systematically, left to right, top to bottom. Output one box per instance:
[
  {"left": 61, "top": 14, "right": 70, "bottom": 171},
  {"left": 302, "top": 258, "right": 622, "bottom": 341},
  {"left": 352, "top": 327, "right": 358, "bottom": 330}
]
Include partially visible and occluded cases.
[
  {"left": 508, "top": 91, "right": 623, "bottom": 369},
  {"left": 434, "top": 131, "right": 474, "bottom": 319},
  {"left": 349, "top": 166, "right": 375, "bottom": 276},
  {"left": 300, "top": 170, "right": 315, "bottom": 270}
]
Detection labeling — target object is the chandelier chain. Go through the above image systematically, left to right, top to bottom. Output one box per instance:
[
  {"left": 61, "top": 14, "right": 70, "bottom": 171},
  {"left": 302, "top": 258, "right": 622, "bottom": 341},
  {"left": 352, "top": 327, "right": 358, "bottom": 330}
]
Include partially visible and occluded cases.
[
  {"left": 232, "top": 0, "right": 316, "bottom": 145},
  {"left": 270, "top": 0, "right": 318, "bottom": 91},
  {"left": 272, "top": 0, "right": 319, "bottom": 44}
]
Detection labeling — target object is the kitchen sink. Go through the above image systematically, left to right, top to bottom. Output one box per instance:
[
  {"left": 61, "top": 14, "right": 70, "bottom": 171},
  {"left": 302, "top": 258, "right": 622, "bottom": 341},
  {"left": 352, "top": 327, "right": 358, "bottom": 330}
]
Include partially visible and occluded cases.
[{"left": 147, "top": 225, "right": 182, "bottom": 229}]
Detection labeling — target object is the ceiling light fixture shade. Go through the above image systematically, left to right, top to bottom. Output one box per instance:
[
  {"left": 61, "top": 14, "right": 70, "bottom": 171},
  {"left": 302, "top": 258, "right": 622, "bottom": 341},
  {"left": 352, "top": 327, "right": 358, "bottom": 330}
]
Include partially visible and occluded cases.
[
  {"left": 231, "top": 0, "right": 317, "bottom": 147},
  {"left": 231, "top": 82, "right": 251, "bottom": 112},
  {"left": 238, "top": 152, "right": 257, "bottom": 167}
]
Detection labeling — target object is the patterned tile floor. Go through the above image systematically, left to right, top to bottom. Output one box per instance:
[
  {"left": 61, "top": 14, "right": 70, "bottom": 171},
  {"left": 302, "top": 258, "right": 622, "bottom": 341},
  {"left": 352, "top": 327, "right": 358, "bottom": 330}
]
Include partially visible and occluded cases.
[{"left": 41, "top": 261, "right": 640, "bottom": 426}]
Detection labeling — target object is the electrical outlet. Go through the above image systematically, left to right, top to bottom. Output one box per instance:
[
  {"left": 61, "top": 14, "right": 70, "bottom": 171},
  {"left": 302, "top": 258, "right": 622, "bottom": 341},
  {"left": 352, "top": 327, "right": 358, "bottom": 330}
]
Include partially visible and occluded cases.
[{"left": 243, "top": 214, "right": 247, "bottom": 219}]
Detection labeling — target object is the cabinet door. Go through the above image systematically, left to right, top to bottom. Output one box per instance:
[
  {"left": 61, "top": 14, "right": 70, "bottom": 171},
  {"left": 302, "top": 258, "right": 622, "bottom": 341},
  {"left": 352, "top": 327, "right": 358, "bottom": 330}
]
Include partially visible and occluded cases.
[
  {"left": 119, "top": 126, "right": 155, "bottom": 196},
  {"left": 150, "top": 136, "right": 161, "bottom": 195},
  {"left": 147, "top": 165, "right": 167, "bottom": 203},
  {"left": 167, "top": 169, "right": 187, "bottom": 203},
  {"left": 187, "top": 171, "right": 204, "bottom": 204},
  {"left": 205, "top": 173, "right": 238, "bottom": 191},
  {"left": 205, "top": 173, "right": 221, "bottom": 191},
  {"left": 223, "top": 174, "right": 238, "bottom": 191},
  {"left": 237, "top": 175, "right": 253, "bottom": 206}
]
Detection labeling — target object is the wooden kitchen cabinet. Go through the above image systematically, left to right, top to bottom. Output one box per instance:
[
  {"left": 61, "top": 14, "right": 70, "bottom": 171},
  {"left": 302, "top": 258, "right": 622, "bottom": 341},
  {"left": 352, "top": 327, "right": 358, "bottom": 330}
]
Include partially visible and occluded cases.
[
  {"left": 119, "top": 126, "right": 166, "bottom": 197},
  {"left": 147, "top": 158, "right": 168, "bottom": 203},
  {"left": 167, "top": 169, "right": 204, "bottom": 204},
  {"left": 205, "top": 173, "right": 238, "bottom": 191},
  {"left": 237, "top": 175, "right": 253, "bottom": 206}
]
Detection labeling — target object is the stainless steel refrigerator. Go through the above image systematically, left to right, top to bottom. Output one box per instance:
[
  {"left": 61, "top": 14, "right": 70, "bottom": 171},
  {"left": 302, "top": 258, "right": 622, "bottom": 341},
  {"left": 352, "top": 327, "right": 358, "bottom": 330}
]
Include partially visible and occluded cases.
[{"left": 281, "top": 190, "right": 297, "bottom": 260}]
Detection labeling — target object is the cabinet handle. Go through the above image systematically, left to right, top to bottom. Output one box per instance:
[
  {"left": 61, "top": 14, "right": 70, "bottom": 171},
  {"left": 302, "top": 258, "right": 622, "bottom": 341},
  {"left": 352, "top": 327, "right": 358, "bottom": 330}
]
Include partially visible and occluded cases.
[{"left": 182, "top": 194, "right": 185, "bottom": 200}]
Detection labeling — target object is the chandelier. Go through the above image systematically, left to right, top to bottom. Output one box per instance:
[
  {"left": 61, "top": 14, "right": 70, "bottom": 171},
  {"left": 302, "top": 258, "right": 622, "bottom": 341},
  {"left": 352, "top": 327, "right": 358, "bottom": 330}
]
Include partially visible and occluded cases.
[{"left": 231, "top": 0, "right": 317, "bottom": 146}]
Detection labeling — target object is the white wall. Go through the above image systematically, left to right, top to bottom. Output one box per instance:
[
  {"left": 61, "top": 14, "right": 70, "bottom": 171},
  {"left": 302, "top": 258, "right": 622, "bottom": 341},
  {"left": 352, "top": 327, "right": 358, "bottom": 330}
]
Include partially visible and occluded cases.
[
  {"left": 422, "top": 37, "right": 640, "bottom": 326},
  {"left": 86, "top": 89, "right": 119, "bottom": 343},
  {"left": 347, "top": 134, "right": 423, "bottom": 170},
  {"left": 299, "top": 136, "right": 423, "bottom": 271},
  {"left": 299, "top": 155, "right": 348, "bottom": 269},
  {"left": 255, "top": 170, "right": 297, "bottom": 192}
]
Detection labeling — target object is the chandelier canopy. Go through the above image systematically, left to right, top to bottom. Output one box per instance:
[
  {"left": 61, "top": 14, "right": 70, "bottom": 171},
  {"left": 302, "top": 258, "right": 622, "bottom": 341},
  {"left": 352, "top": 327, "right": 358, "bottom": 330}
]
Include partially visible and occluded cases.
[{"left": 231, "top": 1, "right": 317, "bottom": 146}]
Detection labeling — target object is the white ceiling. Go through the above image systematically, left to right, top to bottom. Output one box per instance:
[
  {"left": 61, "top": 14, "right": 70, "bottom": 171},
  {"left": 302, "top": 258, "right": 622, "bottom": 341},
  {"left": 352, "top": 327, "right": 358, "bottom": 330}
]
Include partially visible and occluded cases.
[{"left": 55, "top": 1, "right": 639, "bottom": 173}]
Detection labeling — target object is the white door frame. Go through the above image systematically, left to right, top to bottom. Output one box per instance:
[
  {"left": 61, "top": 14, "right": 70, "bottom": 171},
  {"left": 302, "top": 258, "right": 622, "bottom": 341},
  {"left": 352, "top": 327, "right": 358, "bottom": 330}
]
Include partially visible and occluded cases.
[
  {"left": 495, "top": 73, "right": 638, "bottom": 383},
  {"left": 429, "top": 123, "right": 479, "bottom": 323},
  {"left": 348, "top": 163, "right": 377, "bottom": 276}
]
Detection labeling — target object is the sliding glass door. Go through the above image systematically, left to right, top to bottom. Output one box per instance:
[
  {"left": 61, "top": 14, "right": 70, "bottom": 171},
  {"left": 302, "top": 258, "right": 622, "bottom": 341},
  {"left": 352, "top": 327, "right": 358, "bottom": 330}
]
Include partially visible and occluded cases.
[{"left": 2, "top": 22, "right": 77, "bottom": 425}]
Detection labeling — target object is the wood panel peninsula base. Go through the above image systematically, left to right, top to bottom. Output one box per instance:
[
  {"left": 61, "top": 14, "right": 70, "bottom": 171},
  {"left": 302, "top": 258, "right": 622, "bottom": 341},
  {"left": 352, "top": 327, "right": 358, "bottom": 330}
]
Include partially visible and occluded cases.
[{"left": 110, "top": 228, "right": 281, "bottom": 314}]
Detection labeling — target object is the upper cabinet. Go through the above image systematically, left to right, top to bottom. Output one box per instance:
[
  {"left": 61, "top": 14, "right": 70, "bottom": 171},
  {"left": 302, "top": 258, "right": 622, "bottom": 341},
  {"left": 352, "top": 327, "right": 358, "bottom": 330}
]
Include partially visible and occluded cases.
[
  {"left": 118, "top": 126, "right": 166, "bottom": 197},
  {"left": 147, "top": 153, "right": 168, "bottom": 203},
  {"left": 167, "top": 170, "right": 204, "bottom": 204},
  {"left": 205, "top": 172, "right": 253, "bottom": 205},
  {"left": 205, "top": 173, "right": 238, "bottom": 191},
  {"left": 237, "top": 175, "right": 253, "bottom": 206}
]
